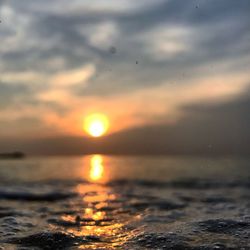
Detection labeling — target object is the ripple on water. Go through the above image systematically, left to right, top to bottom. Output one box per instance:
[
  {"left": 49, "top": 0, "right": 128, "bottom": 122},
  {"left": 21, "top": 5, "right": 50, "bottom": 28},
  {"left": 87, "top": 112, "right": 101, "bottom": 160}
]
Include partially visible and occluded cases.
[
  {"left": 0, "top": 178, "right": 249, "bottom": 249},
  {"left": 6, "top": 231, "right": 100, "bottom": 249}
]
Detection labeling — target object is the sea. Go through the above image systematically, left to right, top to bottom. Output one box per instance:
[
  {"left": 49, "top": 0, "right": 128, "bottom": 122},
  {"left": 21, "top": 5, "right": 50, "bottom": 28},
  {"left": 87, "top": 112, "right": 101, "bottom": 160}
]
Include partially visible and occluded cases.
[{"left": 0, "top": 155, "right": 249, "bottom": 249}]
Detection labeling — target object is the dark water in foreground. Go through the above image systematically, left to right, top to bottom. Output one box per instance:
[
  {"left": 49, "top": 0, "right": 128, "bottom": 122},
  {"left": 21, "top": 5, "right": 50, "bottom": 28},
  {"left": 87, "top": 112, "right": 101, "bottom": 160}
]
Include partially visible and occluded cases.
[{"left": 0, "top": 155, "right": 249, "bottom": 249}]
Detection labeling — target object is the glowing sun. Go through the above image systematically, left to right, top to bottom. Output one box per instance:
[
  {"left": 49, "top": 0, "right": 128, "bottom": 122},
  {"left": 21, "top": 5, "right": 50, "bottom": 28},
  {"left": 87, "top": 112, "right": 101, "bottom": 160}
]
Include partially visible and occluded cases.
[{"left": 84, "top": 113, "right": 109, "bottom": 137}]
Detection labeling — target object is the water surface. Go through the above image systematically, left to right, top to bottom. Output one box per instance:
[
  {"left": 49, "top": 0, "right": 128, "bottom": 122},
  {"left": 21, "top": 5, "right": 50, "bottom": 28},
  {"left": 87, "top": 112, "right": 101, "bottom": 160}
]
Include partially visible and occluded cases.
[{"left": 0, "top": 155, "right": 249, "bottom": 249}]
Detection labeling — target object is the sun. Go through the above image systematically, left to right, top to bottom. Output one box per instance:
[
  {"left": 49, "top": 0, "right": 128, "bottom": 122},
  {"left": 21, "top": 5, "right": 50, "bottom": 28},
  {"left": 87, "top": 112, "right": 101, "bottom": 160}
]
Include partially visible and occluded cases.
[{"left": 84, "top": 113, "right": 109, "bottom": 137}]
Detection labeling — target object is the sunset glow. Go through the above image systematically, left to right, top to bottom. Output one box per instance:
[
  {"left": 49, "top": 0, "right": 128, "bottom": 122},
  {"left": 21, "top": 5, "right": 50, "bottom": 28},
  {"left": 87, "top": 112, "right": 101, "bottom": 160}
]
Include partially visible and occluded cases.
[{"left": 84, "top": 114, "right": 109, "bottom": 137}]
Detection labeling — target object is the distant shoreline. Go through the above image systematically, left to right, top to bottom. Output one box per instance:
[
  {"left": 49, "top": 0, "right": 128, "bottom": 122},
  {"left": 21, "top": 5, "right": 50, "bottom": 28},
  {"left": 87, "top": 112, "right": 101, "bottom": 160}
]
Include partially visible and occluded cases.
[{"left": 0, "top": 152, "right": 25, "bottom": 159}]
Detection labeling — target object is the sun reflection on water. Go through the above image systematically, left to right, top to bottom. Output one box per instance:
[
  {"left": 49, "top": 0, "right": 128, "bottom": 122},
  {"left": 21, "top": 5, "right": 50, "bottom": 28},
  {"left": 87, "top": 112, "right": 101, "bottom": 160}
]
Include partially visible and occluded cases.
[
  {"left": 65, "top": 155, "right": 136, "bottom": 249},
  {"left": 90, "top": 155, "right": 104, "bottom": 182},
  {"left": 66, "top": 185, "right": 131, "bottom": 249}
]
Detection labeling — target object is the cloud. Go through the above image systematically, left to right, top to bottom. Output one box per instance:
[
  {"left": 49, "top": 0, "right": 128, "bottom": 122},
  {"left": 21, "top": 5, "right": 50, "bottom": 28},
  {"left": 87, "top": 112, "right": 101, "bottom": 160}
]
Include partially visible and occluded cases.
[
  {"left": 0, "top": 0, "right": 249, "bottom": 142},
  {"left": 10, "top": 0, "right": 165, "bottom": 15},
  {"left": 77, "top": 21, "right": 119, "bottom": 50},
  {"left": 136, "top": 25, "right": 193, "bottom": 61},
  {"left": 35, "top": 64, "right": 95, "bottom": 106},
  {"left": 49, "top": 64, "right": 95, "bottom": 87},
  {"left": 1, "top": 71, "right": 45, "bottom": 84},
  {"left": 0, "top": 83, "right": 27, "bottom": 107},
  {"left": 102, "top": 91, "right": 250, "bottom": 155},
  {"left": 0, "top": 117, "right": 44, "bottom": 137}
]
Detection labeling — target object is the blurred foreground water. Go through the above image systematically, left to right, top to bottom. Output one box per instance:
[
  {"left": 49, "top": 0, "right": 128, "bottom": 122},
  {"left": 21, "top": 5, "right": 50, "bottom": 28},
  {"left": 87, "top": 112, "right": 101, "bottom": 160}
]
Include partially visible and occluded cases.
[{"left": 0, "top": 155, "right": 249, "bottom": 249}]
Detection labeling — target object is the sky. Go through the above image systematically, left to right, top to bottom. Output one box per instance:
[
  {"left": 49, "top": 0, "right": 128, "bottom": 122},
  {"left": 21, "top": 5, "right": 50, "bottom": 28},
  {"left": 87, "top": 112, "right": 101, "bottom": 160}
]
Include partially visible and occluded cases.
[{"left": 0, "top": 0, "right": 250, "bottom": 154}]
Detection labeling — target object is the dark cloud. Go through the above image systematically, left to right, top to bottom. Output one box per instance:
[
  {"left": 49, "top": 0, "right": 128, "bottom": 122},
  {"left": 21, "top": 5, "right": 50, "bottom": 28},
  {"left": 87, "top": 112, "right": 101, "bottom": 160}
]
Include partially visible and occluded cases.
[
  {"left": 1, "top": 0, "right": 249, "bottom": 95},
  {"left": 69, "top": 0, "right": 250, "bottom": 95},
  {"left": 116, "top": 0, "right": 250, "bottom": 32},
  {"left": 96, "top": 93, "right": 250, "bottom": 155}
]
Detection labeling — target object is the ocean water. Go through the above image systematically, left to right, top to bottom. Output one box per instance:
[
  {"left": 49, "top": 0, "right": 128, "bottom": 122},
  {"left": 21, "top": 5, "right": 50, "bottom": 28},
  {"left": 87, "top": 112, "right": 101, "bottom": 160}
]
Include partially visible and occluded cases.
[{"left": 0, "top": 155, "right": 249, "bottom": 249}]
